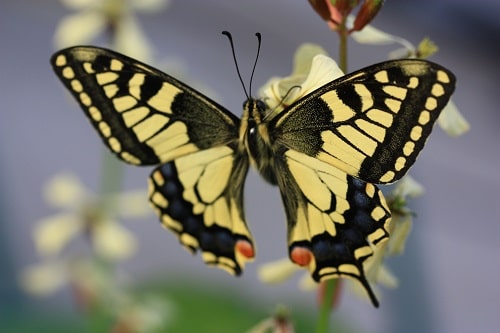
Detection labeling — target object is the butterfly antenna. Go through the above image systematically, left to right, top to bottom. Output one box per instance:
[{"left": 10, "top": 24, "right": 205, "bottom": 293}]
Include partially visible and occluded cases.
[
  {"left": 222, "top": 31, "right": 249, "bottom": 99},
  {"left": 248, "top": 32, "right": 262, "bottom": 97},
  {"left": 263, "top": 84, "right": 301, "bottom": 121}
]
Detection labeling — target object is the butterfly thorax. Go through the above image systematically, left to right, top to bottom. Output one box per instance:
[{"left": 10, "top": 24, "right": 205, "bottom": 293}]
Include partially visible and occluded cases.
[{"left": 240, "top": 98, "right": 278, "bottom": 185}]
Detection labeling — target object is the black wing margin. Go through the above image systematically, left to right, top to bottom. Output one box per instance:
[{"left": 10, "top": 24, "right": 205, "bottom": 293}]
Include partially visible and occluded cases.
[{"left": 51, "top": 46, "right": 239, "bottom": 165}]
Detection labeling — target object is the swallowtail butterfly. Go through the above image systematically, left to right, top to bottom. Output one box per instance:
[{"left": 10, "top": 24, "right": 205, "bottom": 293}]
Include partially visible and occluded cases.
[{"left": 51, "top": 36, "right": 455, "bottom": 307}]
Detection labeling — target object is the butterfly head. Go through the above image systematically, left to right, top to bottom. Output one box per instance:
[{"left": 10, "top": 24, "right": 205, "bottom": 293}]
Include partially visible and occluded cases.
[{"left": 243, "top": 98, "right": 268, "bottom": 122}]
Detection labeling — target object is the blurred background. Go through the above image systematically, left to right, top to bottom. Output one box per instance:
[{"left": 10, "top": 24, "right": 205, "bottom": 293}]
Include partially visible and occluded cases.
[{"left": 1, "top": 0, "right": 499, "bottom": 332}]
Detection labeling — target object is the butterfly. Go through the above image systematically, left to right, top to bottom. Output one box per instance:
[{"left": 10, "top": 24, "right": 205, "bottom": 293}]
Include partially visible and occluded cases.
[{"left": 51, "top": 38, "right": 455, "bottom": 307}]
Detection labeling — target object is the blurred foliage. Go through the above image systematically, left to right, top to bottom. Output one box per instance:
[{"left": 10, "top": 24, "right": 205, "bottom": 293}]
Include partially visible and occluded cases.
[{"left": 3, "top": 277, "right": 359, "bottom": 333}]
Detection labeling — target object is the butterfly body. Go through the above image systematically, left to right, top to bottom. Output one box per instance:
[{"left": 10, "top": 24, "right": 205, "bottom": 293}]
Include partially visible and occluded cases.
[
  {"left": 51, "top": 46, "right": 455, "bottom": 306},
  {"left": 240, "top": 98, "right": 279, "bottom": 184}
]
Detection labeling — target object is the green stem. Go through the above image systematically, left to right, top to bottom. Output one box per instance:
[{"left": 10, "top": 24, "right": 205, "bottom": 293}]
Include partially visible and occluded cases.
[
  {"left": 338, "top": 24, "right": 348, "bottom": 73},
  {"left": 99, "top": 148, "right": 123, "bottom": 198},
  {"left": 95, "top": 149, "right": 123, "bottom": 266},
  {"left": 315, "top": 280, "right": 338, "bottom": 333}
]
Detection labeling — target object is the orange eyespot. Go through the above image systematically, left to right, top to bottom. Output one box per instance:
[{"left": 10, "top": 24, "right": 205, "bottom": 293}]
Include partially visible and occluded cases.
[
  {"left": 236, "top": 240, "right": 255, "bottom": 259},
  {"left": 290, "top": 247, "right": 313, "bottom": 266}
]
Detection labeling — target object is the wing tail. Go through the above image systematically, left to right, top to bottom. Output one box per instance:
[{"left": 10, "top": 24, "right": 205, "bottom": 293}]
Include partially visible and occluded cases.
[{"left": 276, "top": 150, "right": 391, "bottom": 306}]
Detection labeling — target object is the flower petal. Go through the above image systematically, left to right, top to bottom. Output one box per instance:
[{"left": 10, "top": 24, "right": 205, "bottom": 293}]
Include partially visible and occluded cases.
[
  {"left": 60, "top": 0, "right": 98, "bottom": 10},
  {"left": 130, "top": 0, "right": 170, "bottom": 12},
  {"left": 53, "top": 11, "right": 107, "bottom": 48},
  {"left": 114, "top": 14, "right": 152, "bottom": 61},
  {"left": 350, "top": 21, "right": 416, "bottom": 59},
  {"left": 291, "top": 43, "right": 328, "bottom": 77},
  {"left": 259, "top": 44, "right": 332, "bottom": 111},
  {"left": 259, "top": 52, "right": 343, "bottom": 112},
  {"left": 297, "top": 54, "right": 344, "bottom": 97},
  {"left": 437, "top": 100, "right": 470, "bottom": 137},
  {"left": 43, "top": 172, "right": 88, "bottom": 208},
  {"left": 392, "top": 175, "right": 425, "bottom": 199},
  {"left": 109, "top": 190, "right": 151, "bottom": 218},
  {"left": 33, "top": 213, "right": 83, "bottom": 256},
  {"left": 387, "top": 215, "right": 412, "bottom": 256},
  {"left": 93, "top": 220, "right": 138, "bottom": 260},
  {"left": 257, "top": 258, "right": 299, "bottom": 284},
  {"left": 20, "top": 261, "right": 68, "bottom": 296},
  {"left": 373, "top": 265, "right": 398, "bottom": 289},
  {"left": 298, "top": 272, "right": 317, "bottom": 291},
  {"left": 127, "top": 296, "right": 174, "bottom": 332}
]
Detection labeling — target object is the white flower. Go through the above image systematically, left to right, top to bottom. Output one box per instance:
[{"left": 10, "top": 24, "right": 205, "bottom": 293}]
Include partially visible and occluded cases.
[
  {"left": 54, "top": 0, "right": 170, "bottom": 61},
  {"left": 350, "top": 22, "right": 416, "bottom": 58},
  {"left": 259, "top": 43, "right": 343, "bottom": 113},
  {"left": 438, "top": 100, "right": 470, "bottom": 137},
  {"left": 34, "top": 172, "right": 150, "bottom": 261},
  {"left": 391, "top": 174, "right": 425, "bottom": 200},
  {"left": 385, "top": 175, "right": 424, "bottom": 257},
  {"left": 20, "top": 255, "right": 175, "bottom": 331},
  {"left": 258, "top": 257, "right": 319, "bottom": 296},
  {"left": 20, "top": 258, "right": 108, "bottom": 298},
  {"left": 257, "top": 258, "right": 300, "bottom": 284},
  {"left": 20, "top": 260, "right": 69, "bottom": 296},
  {"left": 112, "top": 295, "right": 175, "bottom": 333}
]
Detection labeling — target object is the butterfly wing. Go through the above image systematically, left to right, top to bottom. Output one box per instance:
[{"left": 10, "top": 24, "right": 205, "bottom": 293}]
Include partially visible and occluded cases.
[
  {"left": 51, "top": 46, "right": 240, "bottom": 165},
  {"left": 51, "top": 46, "right": 255, "bottom": 274},
  {"left": 271, "top": 59, "right": 456, "bottom": 184},
  {"left": 268, "top": 60, "right": 454, "bottom": 306},
  {"left": 149, "top": 146, "right": 255, "bottom": 275},
  {"left": 275, "top": 149, "right": 390, "bottom": 307}
]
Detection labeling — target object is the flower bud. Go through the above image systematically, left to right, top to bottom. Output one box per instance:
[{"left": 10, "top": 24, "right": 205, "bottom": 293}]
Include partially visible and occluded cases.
[{"left": 352, "top": 0, "right": 385, "bottom": 32}]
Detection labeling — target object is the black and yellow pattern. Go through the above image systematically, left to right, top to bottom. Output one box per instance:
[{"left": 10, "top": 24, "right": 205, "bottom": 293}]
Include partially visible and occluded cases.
[{"left": 51, "top": 46, "right": 455, "bottom": 307}]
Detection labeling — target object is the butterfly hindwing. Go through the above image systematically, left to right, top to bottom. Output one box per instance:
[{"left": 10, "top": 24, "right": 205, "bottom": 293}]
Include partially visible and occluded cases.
[
  {"left": 51, "top": 46, "right": 240, "bottom": 166},
  {"left": 271, "top": 59, "right": 456, "bottom": 184},
  {"left": 148, "top": 145, "right": 255, "bottom": 275},
  {"left": 275, "top": 149, "right": 390, "bottom": 306}
]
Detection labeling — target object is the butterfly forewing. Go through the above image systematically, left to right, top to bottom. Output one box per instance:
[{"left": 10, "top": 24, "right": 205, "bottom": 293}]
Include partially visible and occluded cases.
[
  {"left": 51, "top": 46, "right": 240, "bottom": 166},
  {"left": 271, "top": 60, "right": 456, "bottom": 184}
]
